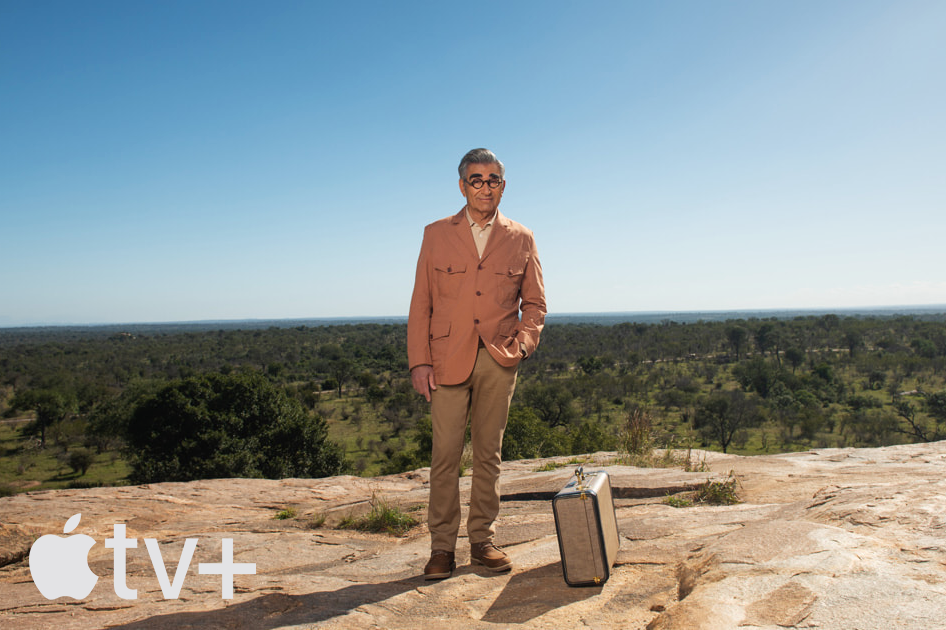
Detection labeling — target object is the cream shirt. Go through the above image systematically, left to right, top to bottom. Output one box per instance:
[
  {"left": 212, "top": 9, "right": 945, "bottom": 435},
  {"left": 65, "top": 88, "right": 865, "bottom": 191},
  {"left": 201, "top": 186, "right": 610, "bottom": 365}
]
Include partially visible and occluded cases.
[{"left": 465, "top": 207, "right": 495, "bottom": 258}]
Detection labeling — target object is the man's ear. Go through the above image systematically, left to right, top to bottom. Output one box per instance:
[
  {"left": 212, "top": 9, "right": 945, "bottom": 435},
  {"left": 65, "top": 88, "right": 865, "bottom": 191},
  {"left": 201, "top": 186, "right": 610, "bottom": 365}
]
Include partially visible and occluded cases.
[{"left": 458, "top": 178, "right": 466, "bottom": 195}]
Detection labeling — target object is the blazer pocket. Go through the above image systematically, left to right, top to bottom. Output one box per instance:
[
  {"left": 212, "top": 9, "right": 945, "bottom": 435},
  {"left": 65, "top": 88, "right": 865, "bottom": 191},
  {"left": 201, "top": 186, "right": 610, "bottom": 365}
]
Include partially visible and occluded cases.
[
  {"left": 434, "top": 263, "right": 467, "bottom": 299},
  {"left": 495, "top": 264, "right": 525, "bottom": 309},
  {"left": 429, "top": 320, "right": 451, "bottom": 341},
  {"left": 493, "top": 320, "right": 519, "bottom": 348}
]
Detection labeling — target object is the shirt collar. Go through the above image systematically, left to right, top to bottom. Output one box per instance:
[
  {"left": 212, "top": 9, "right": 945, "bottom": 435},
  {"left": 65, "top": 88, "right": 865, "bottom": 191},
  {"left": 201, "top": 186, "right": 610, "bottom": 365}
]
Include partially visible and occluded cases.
[{"left": 465, "top": 207, "right": 497, "bottom": 229}]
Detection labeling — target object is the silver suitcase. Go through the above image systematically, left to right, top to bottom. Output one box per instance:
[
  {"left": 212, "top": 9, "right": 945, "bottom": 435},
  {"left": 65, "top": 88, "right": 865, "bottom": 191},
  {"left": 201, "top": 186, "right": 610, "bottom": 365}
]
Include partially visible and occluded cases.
[{"left": 552, "top": 467, "right": 620, "bottom": 586}]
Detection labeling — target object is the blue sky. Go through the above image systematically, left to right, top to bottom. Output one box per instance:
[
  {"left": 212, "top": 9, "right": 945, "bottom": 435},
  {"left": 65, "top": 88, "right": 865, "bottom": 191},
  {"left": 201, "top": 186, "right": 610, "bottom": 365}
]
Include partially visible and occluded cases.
[{"left": 2, "top": 0, "right": 944, "bottom": 326}]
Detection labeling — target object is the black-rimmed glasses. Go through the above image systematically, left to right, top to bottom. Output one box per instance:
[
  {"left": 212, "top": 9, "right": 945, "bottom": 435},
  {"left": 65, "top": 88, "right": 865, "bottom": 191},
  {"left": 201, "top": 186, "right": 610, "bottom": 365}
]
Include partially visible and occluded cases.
[{"left": 466, "top": 177, "right": 504, "bottom": 190}]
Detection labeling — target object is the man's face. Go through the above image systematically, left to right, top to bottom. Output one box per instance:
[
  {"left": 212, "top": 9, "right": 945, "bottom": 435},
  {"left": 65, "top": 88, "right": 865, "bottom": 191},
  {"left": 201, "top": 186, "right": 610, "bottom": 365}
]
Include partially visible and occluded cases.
[{"left": 459, "top": 162, "right": 505, "bottom": 217}]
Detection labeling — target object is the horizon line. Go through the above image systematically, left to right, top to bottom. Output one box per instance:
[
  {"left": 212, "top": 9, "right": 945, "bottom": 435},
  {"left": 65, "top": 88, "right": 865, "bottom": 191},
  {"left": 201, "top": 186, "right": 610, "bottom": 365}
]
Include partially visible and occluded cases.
[{"left": 3, "top": 303, "right": 946, "bottom": 331}]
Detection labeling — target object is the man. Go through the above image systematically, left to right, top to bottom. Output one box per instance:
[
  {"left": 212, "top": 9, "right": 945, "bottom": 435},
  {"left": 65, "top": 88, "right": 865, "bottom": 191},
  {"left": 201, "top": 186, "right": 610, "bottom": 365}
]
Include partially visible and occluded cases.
[{"left": 408, "top": 148, "right": 546, "bottom": 580}]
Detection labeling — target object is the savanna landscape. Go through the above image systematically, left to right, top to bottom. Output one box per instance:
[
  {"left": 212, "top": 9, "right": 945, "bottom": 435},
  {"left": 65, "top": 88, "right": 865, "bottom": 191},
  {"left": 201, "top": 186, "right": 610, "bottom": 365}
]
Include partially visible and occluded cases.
[{"left": 2, "top": 312, "right": 945, "bottom": 494}]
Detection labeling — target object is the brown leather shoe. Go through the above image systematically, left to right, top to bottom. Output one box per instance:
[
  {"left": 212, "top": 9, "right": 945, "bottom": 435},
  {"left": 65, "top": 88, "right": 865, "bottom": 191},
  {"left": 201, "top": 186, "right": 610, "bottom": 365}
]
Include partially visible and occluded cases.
[
  {"left": 470, "top": 542, "right": 512, "bottom": 572},
  {"left": 423, "top": 550, "right": 456, "bottom": 580}
]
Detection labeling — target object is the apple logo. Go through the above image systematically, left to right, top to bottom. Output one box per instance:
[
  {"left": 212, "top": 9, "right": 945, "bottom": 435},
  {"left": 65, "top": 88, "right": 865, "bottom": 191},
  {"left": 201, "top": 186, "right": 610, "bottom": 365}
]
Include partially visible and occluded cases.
[{"left": 29, "top": 513, "right": 99, "bottom": 599}]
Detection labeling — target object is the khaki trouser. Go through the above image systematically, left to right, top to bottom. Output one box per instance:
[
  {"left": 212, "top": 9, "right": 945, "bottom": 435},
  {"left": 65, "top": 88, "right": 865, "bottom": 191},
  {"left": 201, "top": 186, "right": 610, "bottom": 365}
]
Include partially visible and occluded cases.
[{"left": 428, "top": 347, "right": 518, "bottom": 552}]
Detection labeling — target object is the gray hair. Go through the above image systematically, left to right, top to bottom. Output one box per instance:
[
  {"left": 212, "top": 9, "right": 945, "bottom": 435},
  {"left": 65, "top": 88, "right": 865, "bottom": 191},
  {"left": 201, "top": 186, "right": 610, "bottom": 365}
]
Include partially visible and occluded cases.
[{"left": 458, "top": 148, "right": 505, "bottom": 180}]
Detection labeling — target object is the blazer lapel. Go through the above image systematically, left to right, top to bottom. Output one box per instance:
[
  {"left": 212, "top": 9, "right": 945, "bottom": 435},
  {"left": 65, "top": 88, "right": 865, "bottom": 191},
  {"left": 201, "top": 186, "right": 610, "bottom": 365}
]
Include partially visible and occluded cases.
[
  {"left": 449, "top": 208, "right": 481, "bottom": 260},
  {"left": 478, "top": 210, "right": 510, "bottom": 263}
]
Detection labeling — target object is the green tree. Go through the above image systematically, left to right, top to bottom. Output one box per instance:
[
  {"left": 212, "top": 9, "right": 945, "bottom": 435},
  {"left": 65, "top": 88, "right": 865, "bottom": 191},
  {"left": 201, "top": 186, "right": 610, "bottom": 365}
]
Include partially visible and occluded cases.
[
  {"left": 755, "top": 323, "right": 777, "bottom": 357},
  {"left": 726, "top": 326, "right": 748, "bottom": 361},
  {"left": 843, "top": 330, "right": 863, "bottom": 358},
  {"left": 911, "top": 338, "right": 937, "bottom": 359},
  {"left": 784, "top": 347, "right": 805, "bottom": 374},
  {"left": 576, "top": 356, "right": 604, "bottom": 375},
  {"left": 733, "top": 356, "right": 779, "bottom": 398},
  {"left": 329, "top": 358, "right": 355, "bottom": 397},
  {"left": 125, "top": 371, "right": 346, "bottom": 483},
  {"left": 87, "top": 380, "right": 161, "bottom": 453},
  {"left": 518, "top": 381, "right": 576, "bottom": 427},
  {"left": 10, "top": 388, "right": 76, "bottom": 447},
  {"left": 694, "top": 390, "right": 761, "bottom": 453},
  {"left": 892, "top": 390, "right": 946, "bottom": 443},
  {"left": 926, "top": 391, "right": 946, "bottom": 424},
  {"left": 892, "top": 397, "right": 942, "bottom": 443},
  {"left": 502, "top": 407, "right": 568, "bottom": 460},
  {"left": 841, "top": 407, "right": 897, "bottom": 447},
  {"left": 380, "top": 416, "right": 433, "bottom": 474},
  {"left": 569, "top": 419, "right": 616, "bottom": 455},
  {"left": 67, "top": 448, "right": 96, "bottom": 476}
]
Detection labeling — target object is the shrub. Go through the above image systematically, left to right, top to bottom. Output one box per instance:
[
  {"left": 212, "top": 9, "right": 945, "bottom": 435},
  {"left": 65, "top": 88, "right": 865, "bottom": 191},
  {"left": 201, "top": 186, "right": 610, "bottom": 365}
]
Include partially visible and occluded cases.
[
  {"left": 124, "top": 371, "right": 346, "bottom": 483},
  {"left": 502, "top": 406, "right": 569, "bottom": 460},
  {"left": 620, "top": 406, "right": 654, "bottom": 456},
  {"left": 569, "top": 420, "right": 617, "bottom": 454},
  {"left": 67, "top": 447, "right": 95, "bottom": 476},
  {"left": 694, "top": 472, "right": 740, "bottom": 505},
  {"left": 337, "top": 494, "right": 417, "bottom": 536}
]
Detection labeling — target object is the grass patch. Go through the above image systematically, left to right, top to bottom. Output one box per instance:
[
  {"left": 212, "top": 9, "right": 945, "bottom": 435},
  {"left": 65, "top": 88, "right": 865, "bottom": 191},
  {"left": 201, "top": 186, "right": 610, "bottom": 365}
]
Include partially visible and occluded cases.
[
  {"left": 620, "top": 446, "right": 708, "bottom": 470},
  {"left": 534, "top": 456, "right": 591, "bottom": 473},
  {"left": 534, "top": 461, "right": 567, "bottom": 472},
  {"left": 694, "top": 472, "right": 741, "bottom": 505},
  {"left": 661, "top": 473, "right": 740, "bottom": 508},
  {"left": 336, "top": 494, "right": 418, "bottom": 536},
  {"left": 663, "top": 494, "right": 693, "bottom": 508},
  {"left": 273, "top": 507, "right": 297, "bottom": 520},
  {"left": 307, "top": 512, "right": 328, "bottom": 529}
]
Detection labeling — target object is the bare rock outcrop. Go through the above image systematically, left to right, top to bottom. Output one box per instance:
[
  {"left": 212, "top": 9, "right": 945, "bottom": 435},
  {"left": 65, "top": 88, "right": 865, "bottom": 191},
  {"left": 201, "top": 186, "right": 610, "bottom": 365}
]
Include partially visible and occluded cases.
[{"left": 3, "top": 443, "right": 946, "bottom": 629}]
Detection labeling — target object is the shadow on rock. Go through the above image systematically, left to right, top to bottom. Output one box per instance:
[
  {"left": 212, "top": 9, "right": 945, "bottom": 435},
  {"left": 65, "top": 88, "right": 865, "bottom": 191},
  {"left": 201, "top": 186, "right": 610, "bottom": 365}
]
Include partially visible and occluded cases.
[
  {"left": 481, "top": 562, "right": 600, "bottom": 624},
  {"left": 106, "top": 579, "right": 419, "bottom": 630}
]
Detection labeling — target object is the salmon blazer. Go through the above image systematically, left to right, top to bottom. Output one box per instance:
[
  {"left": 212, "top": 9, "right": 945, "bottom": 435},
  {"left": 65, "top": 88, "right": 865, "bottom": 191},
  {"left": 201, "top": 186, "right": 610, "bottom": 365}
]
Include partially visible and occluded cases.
[{"left": 408, "top": 208, "right": 546, "bottom": 386}]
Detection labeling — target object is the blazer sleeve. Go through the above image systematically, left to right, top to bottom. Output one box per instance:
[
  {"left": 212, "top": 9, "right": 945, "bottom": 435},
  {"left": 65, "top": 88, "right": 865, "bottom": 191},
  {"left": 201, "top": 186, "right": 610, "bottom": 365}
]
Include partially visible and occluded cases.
[
  {"left": 407, "top": 226, "right": 434, "bottom": 371},
  {"left": 516, "top": 232, "right": 546, "bottom": 358}
]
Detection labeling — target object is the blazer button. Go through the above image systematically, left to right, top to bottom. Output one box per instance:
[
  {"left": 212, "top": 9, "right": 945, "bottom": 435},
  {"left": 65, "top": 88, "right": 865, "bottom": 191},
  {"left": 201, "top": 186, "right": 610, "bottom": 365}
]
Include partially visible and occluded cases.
[
  {"left": 477, "top": 264, "right": 483, "bottom": 270},
  {"left": 476, "top": 291, "right": 482, "bottom": 296},
  {"left": 474, "top": 319, "right": 480, "bottom": 325}
]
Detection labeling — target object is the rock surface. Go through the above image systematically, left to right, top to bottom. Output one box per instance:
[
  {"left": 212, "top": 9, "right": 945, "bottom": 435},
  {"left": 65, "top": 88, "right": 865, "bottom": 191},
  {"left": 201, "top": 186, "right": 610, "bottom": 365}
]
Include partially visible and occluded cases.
[{"left": 3, "top": 443, "right": 946, "bottom": 629}]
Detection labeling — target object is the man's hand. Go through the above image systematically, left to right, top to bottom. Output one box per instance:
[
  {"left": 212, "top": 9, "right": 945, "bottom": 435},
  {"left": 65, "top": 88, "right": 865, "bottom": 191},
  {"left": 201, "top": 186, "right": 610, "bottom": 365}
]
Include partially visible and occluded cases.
[{"left": 411, "top": 365, "right": 437, "bottom": 402}]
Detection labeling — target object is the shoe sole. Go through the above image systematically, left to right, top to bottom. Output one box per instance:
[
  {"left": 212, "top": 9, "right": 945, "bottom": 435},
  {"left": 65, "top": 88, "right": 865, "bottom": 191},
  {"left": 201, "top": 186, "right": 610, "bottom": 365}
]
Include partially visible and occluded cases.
[
  {"left": 471, "top": 557, "right": 512, "bottom": 572},
  {"left": 424, "top": 564, "right": 456, "bottom": 580},
  {"left": 424, "top": 572, "right": 452, "bottom": 580}
]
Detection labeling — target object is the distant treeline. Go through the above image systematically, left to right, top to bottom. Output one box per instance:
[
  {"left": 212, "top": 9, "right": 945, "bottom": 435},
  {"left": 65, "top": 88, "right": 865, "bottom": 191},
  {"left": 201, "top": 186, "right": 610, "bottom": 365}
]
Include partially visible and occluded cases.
[
  {"left": 4, "top": 305, "right": 944, "bottom": 344},
  {"left": 2, "top": 312, "right": 945, "bottom": 486},
  {"left": 3, "top": 312, "right": 943, "bottom": 396}
]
